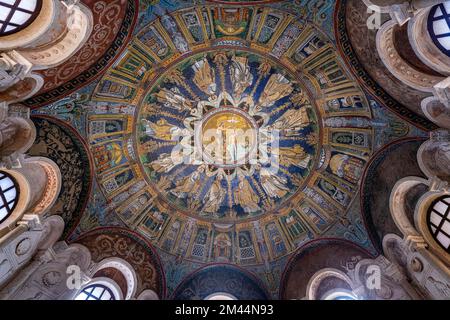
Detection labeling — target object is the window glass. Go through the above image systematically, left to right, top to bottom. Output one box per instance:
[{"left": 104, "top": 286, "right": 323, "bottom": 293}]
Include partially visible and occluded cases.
[
  {"left": 0, "top": 0, "right": 41, "bottom": 36},
  {"left": 428, "top": 2, "right": 450, "bottom": 56},
  {"left": 0, "top": 171, "right": 19, "bottom": 224},
  {"left": 427, "top": 196, "right": 450, "bottom": 252},
  {"left": 75, "top": 284, "right": 116, "bottom": 301}
]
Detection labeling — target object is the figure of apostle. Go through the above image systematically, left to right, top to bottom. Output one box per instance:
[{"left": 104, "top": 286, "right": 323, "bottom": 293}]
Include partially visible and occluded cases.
[
  {"left": 230, "top": 56, "right": 253, "bottom": 99},
  {"left": 193, "top": 58, "right": 216, "bottom": 96},
  {"left": 259, "top": 74, "right": 293, "bottom": 108},
  {"left": 154, "top": 87, "right": 192, "bottom": 111},
  {"left": 271, "top": 108, "right": 310, "bottom": 135},
  {"left": 142, "top": 118, "right": 180, "bottom": 141},
  {"left": 271, "top": 144, "right": 311, "bottom": 169},
  {"left": 149, "top": 151, "right": 183, "bottom": 173},
  {"left": 170, "top": 165, "right": 205, "bottom": 198},
  {"left": 259, "top": 166, "right": 290, "bottom": 199},
  {"left": 202, "top": 174, "right": 226, "bottom": 213},
  {"left": 234, "top": 175, "right": 260, "bottom": 213}
]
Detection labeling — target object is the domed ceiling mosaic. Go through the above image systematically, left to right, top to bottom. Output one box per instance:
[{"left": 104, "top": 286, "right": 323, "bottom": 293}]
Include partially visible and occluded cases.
[{"left": 30, "top": 0, "right": 428, "bottom": 297}]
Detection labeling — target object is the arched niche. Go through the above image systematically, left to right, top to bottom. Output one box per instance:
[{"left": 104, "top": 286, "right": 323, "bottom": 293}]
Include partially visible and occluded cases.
[
  {"left": 376, "top": 19, "right": 444, "bottom": 93},
  {"left": 28, "top": 116, "right": 92, "bottom": 238},
  {"left": 417, "top": 131, "right": 450, "bottom": 182},
  {"left": 361, "top": 138, "right": 427, "bottom": 251},
  {"left": 0, "top": 156, "right": 61, "bottom": 237},
  {"left": 74, "top": 227, "right": 166, "bottom": 299},
  {"left": 280, "top": 239, "right": 373, "bottom": 300},
  {"left": 92, "top": 257, "right": 138, "bottom": 300},
  {"left": 171, "top": 264, "right": 270, "bottom": 300},
  {"left": 306, "top": 268, "right": 355, "bottom": 300}
]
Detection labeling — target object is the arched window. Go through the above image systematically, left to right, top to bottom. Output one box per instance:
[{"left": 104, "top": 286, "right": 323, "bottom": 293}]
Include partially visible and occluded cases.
[
  {"left": 0, "top": 0, "right": 42, "bottom": 36},
  {"left": 428, "top": 2, "right": 450, "bottom": 57},
  {"left": 0, "top": 171, "right": 19, "bottom": 224},
  {"left": 427, "top": 196, "right": 450, "bottom": 252},
  {"left": 75, "top": 284, "right": 117, "bottom": 301},
  {"left": 322, "top": 289, "right": 358, "bottom": 300},
  {"left": 204, "top": 292, "right": 238, "bottom": 300}
]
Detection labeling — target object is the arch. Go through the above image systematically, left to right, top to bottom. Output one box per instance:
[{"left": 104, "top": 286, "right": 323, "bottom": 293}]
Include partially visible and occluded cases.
[
  {"left": 376, "top": 19, "right": 443, "bottom": 93},
  {"left": 421, "top": 96, "right": 450, "bottom": 129},
  {"left": 28, "top": 116, "right": 93, "bottom": 238},
  {"left": 417, "top": 134, "right": 450, "bottom": 182},
  {"left": 360, "top": 138, "right": 427, "bottom": 251},
  {"left": 26, "top": 156, "right": 62, "bottom": 216},
  {"left": 390, "top": 177, "right": 430, "bottom": 237},
  {"left": 415, "top": 190, "right": 450, "bottom": 265},
  {"left": 74, "top": 227, "right": 166, "bottom": 299},
  {"left": 280, "top": 238, "right": 374, "bottom": 300},
  {"left": 93, "top": 257, "right": 138, "bottom": 300},
  {"left": 171, "top": 263, "right": 270, "bottom": 300},
  {"left": 305, "top": 268, "right": 355, "bottom": 300},
  {"left": 75, "top": 278, "right": 123, "bottom": 301},
  {"left": 137, "top": 289, "right": 159, "bottom": 300},
  {"left": 205, "top": 292, "right": 238, "bottom": 300}
]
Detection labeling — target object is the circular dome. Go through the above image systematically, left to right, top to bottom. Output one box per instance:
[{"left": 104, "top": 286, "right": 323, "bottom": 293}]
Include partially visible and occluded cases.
[
  {"left": 0, "top": 0, "right": 42, "bottom": 37},
  {"left": 88, "top": 4, "right": 374, "bottom": 266},
  {"left": 136, "top": 49, "right": 320, "bottom": 223}
]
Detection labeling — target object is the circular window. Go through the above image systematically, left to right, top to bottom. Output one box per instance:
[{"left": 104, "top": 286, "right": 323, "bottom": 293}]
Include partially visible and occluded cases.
[
  {"left": 0, "top": 0, "right": 43, "bottom": 37},
  {"left": 428, "top": 2, "right": 450, "bottom": 57},
  {"left": 0, "top": 171, "right": 19, "bottom": 224},
  {"left": 427, "top": 196, "right": 450, "bottom": 253},
  {"left": 75, "top": 284, "right": 117, "bottom": 301}
]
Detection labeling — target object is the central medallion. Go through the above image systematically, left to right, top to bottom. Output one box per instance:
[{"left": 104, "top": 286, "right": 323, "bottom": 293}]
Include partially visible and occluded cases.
[
  {"left": 136, "top": 49, "right": 320, "bottom": 222},
  {"left": 198, "top": 107, "right": 258, "bottom": 168}
]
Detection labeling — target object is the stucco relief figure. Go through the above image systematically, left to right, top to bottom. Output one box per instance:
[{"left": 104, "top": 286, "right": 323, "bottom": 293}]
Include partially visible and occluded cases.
[
  {"left": 230, "top": 56, "right": 253, "bottom": 99},
  {"left": 0, "top": 58, "right": 28, "bottom": 91},
  {"left": 193, "top": 58, "right": 216, "bottom": 96},
  {"left": 259, "top": 74, "right": 293, "bottom": 108},
  {"left": 154, "top": 87, "right": 193, "bottom": 111},
  {"left": 270, "top": 108, "right": 310, "bottom": 136},
  {"left": 0, "top": 117, "right": 31, "bottom": 156},
  {"left": 0, "top": 118, "right": 18, "bottom": 150},
  {"left": 142, "top": 118, "right": 180, "bottom": 141},
  {"left": 434, "top": 143, "right": 450, "bottom": 178},
  {"left": 170, "top": 166, "right": 205, "bottom": 198},
  {"left": 259, "top": 166, "right": 290, "bottom": 199},
  {"left": 202, "top": 174, "right": 226, "bottom": 214},
  {"left": 234, "top": 175, "right": 260, "bottom": 213},
  {"left": 0, "top": 258, "right": 12, "bottom": 278},
  {"left": 427, "top": 276, "right": 450, "bottom": 298}
]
